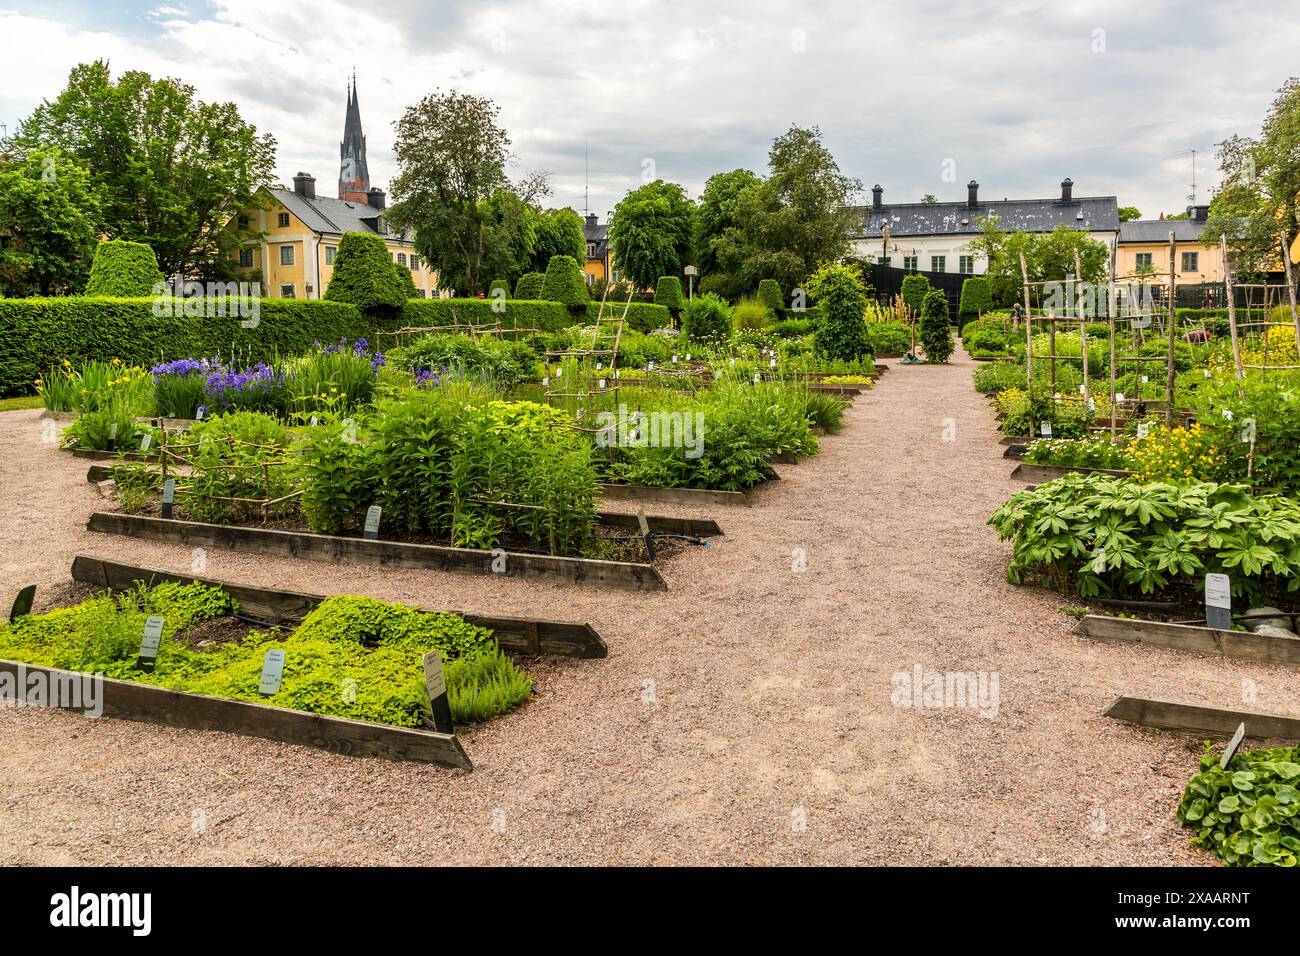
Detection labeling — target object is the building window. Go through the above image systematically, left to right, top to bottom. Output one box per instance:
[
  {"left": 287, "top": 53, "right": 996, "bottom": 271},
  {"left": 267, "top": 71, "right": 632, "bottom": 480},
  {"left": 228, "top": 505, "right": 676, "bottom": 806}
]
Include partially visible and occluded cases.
[
  {"left": 277, "top": 212, "right": 290, "bottom": 228},
  {"left": 237, "top": 215, "right": 250, "bottom": 229},
  {"left": 587, "top": 243, "right": 596, "bottom": 258},
  {"left": 280, "top": 245, "right": 295, "bottom": 266},
  {"left": 324, "top": 246, "right": 336, "bottom": 266},
  {"left": 238, "top": 248, "right": 254, "bottom": 268},
  {"left": 1181, "top": 251, "right": 1199, "bottom": 272},
  {"left": 1135, "top": 252, "right": 1153, "bottom": 269},
  {"left": 397, "top": 253, "right": 407, "bottom": 266},
  {"left": 410, "top": 254, "right": 420, "bottom": 271},
  {"left": 903, "top": 255, "right": 918, "bottom": 271},
  {"left": 930, "top": 255, "right": 946, "bottom": 273},
  {"left": 959, "top": 255, "right": 975, "bottom": 274},
  {"left": 878, "top": 256, "right": 890, "bottom": 267},
  {"left": 611, "top": 270, "right": 620, "bottom": 283},
  {"left": 280, "top": 284, "right": 295, "bottom": 298}
]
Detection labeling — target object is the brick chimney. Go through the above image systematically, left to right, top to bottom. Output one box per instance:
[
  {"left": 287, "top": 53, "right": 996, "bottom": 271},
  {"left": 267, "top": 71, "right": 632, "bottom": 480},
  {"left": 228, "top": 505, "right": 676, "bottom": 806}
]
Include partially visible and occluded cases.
[
  {"left": 293, "top": 172, "right": 316, "bottom": 199},
  {"left": 1060, "top": 177, "right": 1074, "bottom": 203},
  {"left": 967, "top": 180, "right": 979, "bottom": 209},
  {"left": 872, "top": 184, "right": 883, "bottom": 210}
]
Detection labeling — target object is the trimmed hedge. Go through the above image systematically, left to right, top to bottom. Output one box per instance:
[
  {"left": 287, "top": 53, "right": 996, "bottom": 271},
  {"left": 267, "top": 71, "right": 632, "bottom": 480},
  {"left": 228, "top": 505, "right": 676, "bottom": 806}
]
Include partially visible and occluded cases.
[
  {"left": 325, "top": 232, "right": 406, "bottom": 311},
  {"left": 84, "top": 240, "right": 164, "bottom": 297},
  {"left": 541, "top": 255, "right": 589, "bottom": 313},
  {"left": 514, "top": 272, "right": 544, "bottom": 299},
  {"left": 653, "top": 276, "right": 684, "bottom": 312},
  {"left": 958, "top": 276, "right": 993, "bottom": 319},
  {"left": 758, "top": 278, "right": 784, "bottom": 316},
  {"left": 0, "top": 297, "right": 376, "bottom": 396},
  {"left": 398, "top": 297, "right": 573, "bottom": 334},
  {"left": 586, "top": 300, "right": 670, "bottom": 333}
]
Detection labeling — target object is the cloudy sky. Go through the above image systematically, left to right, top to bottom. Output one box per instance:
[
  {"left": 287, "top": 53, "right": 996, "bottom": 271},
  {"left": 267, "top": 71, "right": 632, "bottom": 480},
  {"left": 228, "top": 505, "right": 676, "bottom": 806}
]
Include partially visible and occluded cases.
[{"left": 0, "top": 0, "right": 1293, "bottom": 222}]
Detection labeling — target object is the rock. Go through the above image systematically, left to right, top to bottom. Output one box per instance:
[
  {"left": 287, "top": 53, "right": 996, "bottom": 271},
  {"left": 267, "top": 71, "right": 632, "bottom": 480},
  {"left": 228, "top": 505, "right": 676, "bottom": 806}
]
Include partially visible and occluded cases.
[
  {"left": 95, "top": 479, "right": 116, "bottom": 497},
  {"left": 1241, "top": 607, "right": 1293, "bottom": 634},
  {"left": 1251, "top": 624, "right": 1299, "bottom": 641}
]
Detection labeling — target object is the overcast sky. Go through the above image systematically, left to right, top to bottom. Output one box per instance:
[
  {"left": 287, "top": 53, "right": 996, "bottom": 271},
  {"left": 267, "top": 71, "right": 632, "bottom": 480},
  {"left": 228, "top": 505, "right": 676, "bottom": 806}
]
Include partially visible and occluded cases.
[{"left": 1, "top": 1, "right": 1294, "bottom": 223}]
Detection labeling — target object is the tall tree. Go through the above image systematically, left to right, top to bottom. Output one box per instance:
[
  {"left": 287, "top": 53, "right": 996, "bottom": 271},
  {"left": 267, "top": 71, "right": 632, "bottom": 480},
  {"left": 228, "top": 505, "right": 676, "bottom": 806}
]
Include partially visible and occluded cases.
[
  {"left": 12, "top": 60, "right": 275, "bottom": 278},
  {"left": 1205, "top": 78, "right": 1300, "bottom": 276},
  {"left": 388, "top": 89, "right": 512, "bottom": 296},
  {"left": 715, "top": 125, "right": 861, "bottom": 295},
  {"left": 0, "top": 146, "right": 101, "bottom": 295},
  {"left": 694, "top": 168, "right": 761, "bottom": 277},
  {"left": 607, "top": 179, "right": 694, "bottom": 290},
  {"left": 528, "top": 208, "right": 586, "bottom": 273},
  {"left": 965, "top": 216, "right": 1107, "bottom": 307}
]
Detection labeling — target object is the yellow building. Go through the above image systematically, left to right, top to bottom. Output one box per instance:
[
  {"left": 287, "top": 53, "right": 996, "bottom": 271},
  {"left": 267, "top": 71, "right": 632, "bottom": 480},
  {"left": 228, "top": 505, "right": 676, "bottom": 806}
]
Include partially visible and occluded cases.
[
  {"left": 229, "top": 176, "right": 439, "bottom": 299},
  {"left": 1116, "top": 205, "right": 1224, "bottom": 285},
  {"left": 582, "top": 213, "right": 613, "bottom": 286}
]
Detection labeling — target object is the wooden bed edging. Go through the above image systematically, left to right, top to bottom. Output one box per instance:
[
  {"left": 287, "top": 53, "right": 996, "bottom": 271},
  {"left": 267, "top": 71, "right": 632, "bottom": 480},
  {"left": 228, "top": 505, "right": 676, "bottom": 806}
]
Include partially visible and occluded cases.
[
  {"left": 1003, "top": 443, "right": 1028, "bottom": 460},
  {"left": 1009, "top": 462, "right": 1132, "bottom": 483},
  {"left": 597, "top": 483, "right": 750, "bottom": 507},
  {"left": 597, "top": 511, "right": 721, "bottom": 536},
  {"left": 86, "top": 512, "right": 668, "bottom": 591},
  {"left": 69, "top": 555, "right": 607, "bottom": 658},
  {"left": 1075, "top": 614, "right": 1300, "bottom": 667},
  {"left": 0, "top": 658, "right": 472, "bottom": 768},
  {"left": 1104, "top": 696, "right": 1300, "bottom": 740}
]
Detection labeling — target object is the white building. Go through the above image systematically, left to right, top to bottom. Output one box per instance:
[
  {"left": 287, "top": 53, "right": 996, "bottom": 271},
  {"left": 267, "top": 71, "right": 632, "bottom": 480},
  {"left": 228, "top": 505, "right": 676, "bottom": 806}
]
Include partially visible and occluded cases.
[{"left": 848, "top": 179, "right": 1121, "bottom": 275}]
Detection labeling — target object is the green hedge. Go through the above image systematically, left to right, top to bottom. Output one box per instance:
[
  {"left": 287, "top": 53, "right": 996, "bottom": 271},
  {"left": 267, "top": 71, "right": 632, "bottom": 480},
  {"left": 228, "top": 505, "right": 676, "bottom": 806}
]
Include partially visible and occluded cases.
[
  {"left": 84, "top": 240, "right": 164, "bottom": 297},
  {"left": 0, "top": 297, "right": 376, "bottom": 395},
  {"left": 397, "top": 298, "right": 573, "bottom": 334},
  {"left": 585, "top": 301, "right": 670, "bottom": 333}
]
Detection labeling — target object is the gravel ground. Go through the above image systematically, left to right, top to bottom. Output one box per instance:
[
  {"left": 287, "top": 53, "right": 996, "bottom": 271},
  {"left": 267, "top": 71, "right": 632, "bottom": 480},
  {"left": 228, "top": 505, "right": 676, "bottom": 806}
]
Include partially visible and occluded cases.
[{"left": 1, "top": 350, "right": 1295, "bottom": 866}]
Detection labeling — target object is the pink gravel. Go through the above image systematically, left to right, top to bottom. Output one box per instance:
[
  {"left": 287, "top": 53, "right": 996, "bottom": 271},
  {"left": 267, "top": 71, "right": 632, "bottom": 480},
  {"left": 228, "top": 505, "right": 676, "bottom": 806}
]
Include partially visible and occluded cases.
[{"left": 0, "top": 350, "right": 1294, "bottom": 866}]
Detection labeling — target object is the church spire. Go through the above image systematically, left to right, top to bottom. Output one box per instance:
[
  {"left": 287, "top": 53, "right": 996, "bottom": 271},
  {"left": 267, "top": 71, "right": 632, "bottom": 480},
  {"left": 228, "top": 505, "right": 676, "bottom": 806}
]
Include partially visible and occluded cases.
[{"left": 339, "top": 73, "right": 370, "bottom": 202}]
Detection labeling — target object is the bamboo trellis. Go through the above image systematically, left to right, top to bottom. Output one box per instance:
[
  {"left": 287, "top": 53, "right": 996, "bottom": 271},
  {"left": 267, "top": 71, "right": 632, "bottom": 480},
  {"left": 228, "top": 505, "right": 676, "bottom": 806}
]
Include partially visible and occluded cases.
[
  {"left": 1222, "top": 231, "right": 1300, "bottom": 377},
  {"left": 1104, "top": 232, "right": 1181, "bottom": 434},
  {"left": 543, "top": 285, "right": 632, "bottom": 433}
]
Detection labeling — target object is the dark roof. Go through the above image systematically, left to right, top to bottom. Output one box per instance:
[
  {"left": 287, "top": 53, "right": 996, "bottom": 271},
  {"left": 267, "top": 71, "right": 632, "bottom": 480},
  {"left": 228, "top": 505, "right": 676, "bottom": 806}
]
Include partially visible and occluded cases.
[
  {"left": 270, "top": 188, "right": 412, "bottom": 242},
  {"left": 849, "top": 196, "right": 1121, "bottom": 239},
  {"left": 583, "top": 218, "right": 609, "bottom": 259},
  {"left": 1119, "top": 218, "right": 1208, "bottom": 243}
]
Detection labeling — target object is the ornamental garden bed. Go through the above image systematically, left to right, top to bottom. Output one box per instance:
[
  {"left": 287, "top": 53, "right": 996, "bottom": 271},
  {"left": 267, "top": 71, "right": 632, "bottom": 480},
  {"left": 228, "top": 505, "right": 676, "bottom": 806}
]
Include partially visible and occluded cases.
[
  {"left": 1008, "top": 462, "right": 1131, "bottom": 482},
  {"left": 1073, "top": 614, "right": 1300, "bottom": 667}
]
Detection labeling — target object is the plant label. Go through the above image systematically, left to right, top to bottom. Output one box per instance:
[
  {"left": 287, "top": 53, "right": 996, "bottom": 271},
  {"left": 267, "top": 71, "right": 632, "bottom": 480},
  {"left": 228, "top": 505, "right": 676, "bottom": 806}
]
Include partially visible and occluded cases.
[
  {"left": 686, "top": 354, "right": 692, "bottom": 361},
  {"left": 672, "top": 356, "right": 678, "bottom": 364},
  {"left": 729, "top": 357, "right": 735, "bottom": 366},
  {"left": 647, "top": 361, "right": 654, "bottom": 370},
  {"left": 596, "top": 362, "right": 603, "bottom": 371},
  {"left": 556, "top": 367, "right": 562, "bottom": 377},
  {"left": 1204, "top": 369, "right": 1212, "bottom": 379},
  {"left": 714, "top": 370, "right": 722, "bottom": 380},
  {"left": 753, "top": 373, "right": 761, "bottom": 384},
  {"left": 1141, "top": 375, "right": 1148, "bottom": 383},
  {"left": 542, "top": 377, "right": 549, "bottom": 386},
  {"left": 599, "top": 379, "right": 607, "bottom": 389},
  {"left": 1116, "top": 392, "right": 1125, "bottom": 403},
  {"left": 196, "top": 408, "right": 205, "bottom": 421},
  {"left": 1222, "top": 409, "right": 1234, "bottom": 421},
  {"left": 310, "top": 415, "right": 318, "bottom": 426},
  {"left": 1240, "top": 418, "right": 1256, "bottom": 444},
  {"left": 107, "top": 422, "right": 118, "bottom": 452},
  {"left": 1040, "top": 422, "right": 1052, "bottom": 438},
  {"left": 1136, "top": 422, "right": 1149, "bottom": 440},
  {"left": 140, "top": 434, "right": 152, "bottom": 453},
  {"left": 161, "top": 478, "right": 176, "bottom": 519},
  {"left": 363, "top": 505, "right": 382, "bottom": 540},
  {"left": 636, "top": 507, "right": 650, "bottom": 537},
  {"left": 637, "top": 507, "right": 657, "bottom": 563},
  {"left": 1205, "top": 573, "right": 1232, "bottom": 631},
  {"left": 8, "top": 584, "right": 35, "bottom": 623},
  {"left": 138, "top": 616, "right": 164, "bottom": 670},
  {"left": 258, "top": 649, "right": 285, "bottom": 696},
  {"left": 422, "top": 650, "right": 454, "bottom": 734},
  {"left": 1221, "top": 722, "right": 1246, "bottom": 769}
]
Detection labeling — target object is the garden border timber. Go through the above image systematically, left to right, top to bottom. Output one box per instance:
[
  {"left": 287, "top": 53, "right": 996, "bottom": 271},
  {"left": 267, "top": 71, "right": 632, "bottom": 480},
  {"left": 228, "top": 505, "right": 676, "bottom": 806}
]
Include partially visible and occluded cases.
[
  {"left": 1009, "top": 462, "right": 1131, "bottom": 482},
  {"left": 86, "top": 512, "right": 669, "bottom": 590},
  {"left": 69, "top": 554, "right": 607, "bottom": 658},
  {"left": 1073, "top": 614, "right": 1300, "bottom": 667},
  {"left": 0, "top": 658, "right": 472, "bottom": 768},
  {"left": 1104, "top": 696, "right": 1300, "bottom": 740}
]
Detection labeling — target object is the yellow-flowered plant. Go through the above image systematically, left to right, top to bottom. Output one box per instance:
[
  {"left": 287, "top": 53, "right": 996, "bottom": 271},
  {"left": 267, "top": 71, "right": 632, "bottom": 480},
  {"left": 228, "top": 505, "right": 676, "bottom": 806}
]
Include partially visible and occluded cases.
[
  {"left": 1241, "top": 323, "right": 1300, "bottom": 369},
  {"left": 1127, "top": 421, "right": 1221, "bottom": 484}
]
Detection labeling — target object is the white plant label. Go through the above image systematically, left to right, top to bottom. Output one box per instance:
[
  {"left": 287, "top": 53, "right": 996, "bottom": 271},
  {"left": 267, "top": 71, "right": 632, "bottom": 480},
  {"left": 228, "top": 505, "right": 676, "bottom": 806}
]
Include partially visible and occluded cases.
[
  {"left": 770, "top": 359, "right": 777, "bottom": 368},
  {"left": 1141, "top": 375, "right": 1148, "bottom": 383},
  {"left": 1116, "top": 393, "right": 1125, "bottom": 403},
  {"left": 196, "top": 408, "right": 204, "bottom": 421},
  {"left": 310, "top": 415, "right": 318, "bottom": 426},
  {"left": 1040, "top": 422, "right": 1052, "bottom": 438},
  {"left": 1136, "top": 422, "right": 1149, "bottom": 439},
  {"left": 108, "top": 423, "right": 118, "bottom": 440},
  {"left": 140, "top": 434, "right": 152, "bottom": 452},
  {"left": 363, "top": 505, "right": 382, "bottom": 540},
  {"left": 1205, "top": 572, "right": 1232, "bottom": 631},
  {"left": 139, "top": 616, "right": 164, "bottom": 663},
  {"left": 258, "top": 649, "right": 286, "bottom": 696}
]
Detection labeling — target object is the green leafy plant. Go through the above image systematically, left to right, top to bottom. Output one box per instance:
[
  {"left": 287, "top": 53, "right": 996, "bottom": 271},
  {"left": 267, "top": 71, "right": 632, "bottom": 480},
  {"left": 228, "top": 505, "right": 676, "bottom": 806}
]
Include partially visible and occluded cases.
[
  {"left": 324, "top": 231, "right": 407, "bottom": 314},
  {"left": 83, "top": 239, "right": 164, "bottom": 297},
  {"left": 541, "top": 255, "right": 589, "bottom": 314},
  {"left": 806, "top": 263, "right": 871, "bottom": 363},
  {"left": 514, "top": 272, "right": 545, "bottom": 299},
  {"left": 758, "top": 278, "right": 784, "bottom": 317},
  {"left": 918, "top": 288, "right": 954, "bottom": 363},
  {"left": 681, "top": 292, "right": 732, "bottom": 344},
  {"left": 1178, "top": 741, "right": 1300, "bottom": 867}
]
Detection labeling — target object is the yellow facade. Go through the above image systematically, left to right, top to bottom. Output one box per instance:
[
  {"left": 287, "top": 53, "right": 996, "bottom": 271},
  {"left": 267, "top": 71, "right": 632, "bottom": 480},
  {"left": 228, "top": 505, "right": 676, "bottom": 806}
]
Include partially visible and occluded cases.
[
  {"left": 230, "top": 192, "right": 440, "bottom": 298},
  {"left": 1115, "top": 237, "right": 1224, "bottom": 285}
]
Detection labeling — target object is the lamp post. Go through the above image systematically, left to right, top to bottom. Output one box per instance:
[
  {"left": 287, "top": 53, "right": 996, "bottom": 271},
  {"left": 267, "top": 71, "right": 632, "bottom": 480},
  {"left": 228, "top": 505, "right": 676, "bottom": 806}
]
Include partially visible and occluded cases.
[{"left": 684, "top": 264, "right": 698, "bottom": 301}]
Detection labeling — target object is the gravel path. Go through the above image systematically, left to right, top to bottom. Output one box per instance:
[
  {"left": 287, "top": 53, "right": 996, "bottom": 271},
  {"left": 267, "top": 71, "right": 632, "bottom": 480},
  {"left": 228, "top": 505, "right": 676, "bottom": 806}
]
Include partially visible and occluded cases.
[{"left": 1, "top": 351, "right": 1294, "bottom": 866}]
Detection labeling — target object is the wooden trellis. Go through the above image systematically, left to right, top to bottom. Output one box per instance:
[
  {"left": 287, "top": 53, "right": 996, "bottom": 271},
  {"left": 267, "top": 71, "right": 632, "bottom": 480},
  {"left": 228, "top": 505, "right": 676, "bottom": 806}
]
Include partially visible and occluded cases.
[
  {"left": 1222, "top": 231, "right": 1300, "bottom": 378},
  {"left": 1105, "top": 232, "right": 1180, "bottom": 433},
  {"left": 543, "top": 285, "right": 632, "bottom": 431},
  {"left": 374, "top": 309, "right": 543, "bottom": 349}
]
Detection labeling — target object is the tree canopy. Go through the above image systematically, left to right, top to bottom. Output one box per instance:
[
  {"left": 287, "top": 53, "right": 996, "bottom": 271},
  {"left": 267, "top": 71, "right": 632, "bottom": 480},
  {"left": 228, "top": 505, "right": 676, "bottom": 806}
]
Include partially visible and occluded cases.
[
  {"left": 0, "top": 145, "right": 101, "bottom": 295},
  {"left": 607, "top": 179, "right": 695, "bottom": 290}
]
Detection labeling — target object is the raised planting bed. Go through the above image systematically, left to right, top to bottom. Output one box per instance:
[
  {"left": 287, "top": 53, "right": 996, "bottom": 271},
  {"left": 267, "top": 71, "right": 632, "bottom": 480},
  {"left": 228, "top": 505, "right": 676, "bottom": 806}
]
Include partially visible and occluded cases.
[
  {"left": 1002, "top": 443, "right": 1027, "bottom": 460},
  {"left": 1009, "top": 462, "right": 1132, "bottom": 482},
  {"left": 597, "top": 483, "right": 750, "bottom": 507},
  {"left": 87, "top": 512, "right": 680, "bottom": 590},
  {"left": 70, "top": 554, "right": 607, "bottom": 658},
  {"left": 1074, "top": 614, "right": 1300, "bottom": 667},
  {"left": 0, "top": 657, "right": 472, "bottom": 767},
  {"left": 1104, "top": 697, "right": 1300, "bottom": 740}
]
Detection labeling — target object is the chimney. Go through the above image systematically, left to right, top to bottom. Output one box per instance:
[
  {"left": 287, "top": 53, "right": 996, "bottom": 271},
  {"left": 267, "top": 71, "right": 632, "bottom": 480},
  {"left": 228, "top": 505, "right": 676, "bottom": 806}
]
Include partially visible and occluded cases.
[
  {"left": 293, "top": 172, "right": 316, "bottom": 199},
  {"left": 1060, "top": 177, "right": 1074, "bottom": 203},
  {"left": 966, "top": 180, "right": 979, "bottom": 209},
  {"left": 872, "top": 184, "right": 883, "bottom": 211},
  {"left": 366, "top": 187, "right": 386, "bottom": 211},
  {"left": 1189, "top": 204, "right": 1209, "bottom": 221},
  {"left": 585, "top": 213, "right": 598, "bottom": 229}
]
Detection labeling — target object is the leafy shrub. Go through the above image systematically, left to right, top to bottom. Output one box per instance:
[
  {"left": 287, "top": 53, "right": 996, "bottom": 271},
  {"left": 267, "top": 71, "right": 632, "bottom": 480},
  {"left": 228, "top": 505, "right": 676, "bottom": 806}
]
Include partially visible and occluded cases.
[
  {"left": 324, "top": 232, "right": 407, "bottom": 313},
  {"left": 84, "top": 240, "right": 164, "bottom": 297},
  {"left": 541, "top": 255, "right": 589, "bottom": 314},
  {"left": 806, "top": 264, "right": 870, "bottom": 362},
  {"left": 514, "top": 272, "right": 545, "bottom": 299},
  {"left": 900, "top": 273, "right": 931, "bottom": 317},
  {"left": 653, "top": 276, "right": 684, "bottom": 313},
  {"left": 958, "top": 276, "right": 993, "bottom": 319},
  {"left": 758, "top": 278, "right": 784, "bottom": 317},
  {"left": 488, "top": 279, "right": 510, "bottom": 299},
  {"left": 918, "top": 289, "right": 953, "bottom": 363},
  {"left": 681, "top": 293, "right": 732, "bottom": 343},
  {"left": 398, "top": 297, "right": 571, "bottom": 334},
  {"left": 731, "top": 297, "right": 770, "bottom": 331},
  {"left": 585, "top": 300, "right": 670, "bottom": 333},
  {"left": 771, "top": 318, "right": 814, "bottom": 339},
  {"left": 863, "top": 320, "right": 911, "bottom": 354},
  {"left": 964, "top": 327, "right": 1007, "bottom": 353},
  {"left": 392, "top": 333, "right": 536, "bottom": 390},
  {"left": 284, "top": 338, "right": 384, "bottom": 414},
  {"left": 973, "top": 361, "right": 1026, "bottom": 394},
  {"left": 1191, "top": 373, "right": 1300, "bottom": 495},
  {"left": 994, "top": 385, "right": 1092, "bottom": 438},
  {"left": 62, "top": 405, "right": 158, "bottom": 452},
  {"left": 1126, "top": 422, "right": 1220, "bottom": 484},
  {"left": 1024, "top": 437, "right": 1132, "bottom": 470},
  {"left": 989, "top": 473, "right": 1300, "bottom": 601},
  {"left": 1178, "top": 742, "right": 1300, "bottom": 867}
]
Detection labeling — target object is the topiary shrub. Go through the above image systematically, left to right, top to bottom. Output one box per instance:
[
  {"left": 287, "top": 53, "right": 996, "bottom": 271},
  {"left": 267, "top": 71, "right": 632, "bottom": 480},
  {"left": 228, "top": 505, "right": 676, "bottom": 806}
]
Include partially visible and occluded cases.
[
  {"left": 324, "top": 232, "right": 406, "bottom": 313},
  {"left": 84, "top": 240, "right": 165, "bottom": 297},
  {"left": 541, "top": 255, "right": 589, "bottom": 315},
  {"left": 397, "top": 263, "right": 419, "bottom": 299},
  {"left": 806, "top": 264, "right": 870, "bottom": 362},
  {"left": 514, "top": 272, "right": 545, "bottom": 299},
  {"left": 900, "top": 273, "right": 932, "bottom": 318},
  {"left": 958, "top": 275, "right": 993, "bottom": 320},
  {"left": 653, "top": 276, "right": 684, "bottom": 317},
  {"left": 758, "top": 278, "right": 784, "bottom": 317},
  {"left": 488, "top": 279, "right": 510, "bottom": 300},
  {"left": 918, "top": 288, "right": 954, "bottom": 363},
  {"left": 680, "top": 292, "right": 732, "bottom": 343}
]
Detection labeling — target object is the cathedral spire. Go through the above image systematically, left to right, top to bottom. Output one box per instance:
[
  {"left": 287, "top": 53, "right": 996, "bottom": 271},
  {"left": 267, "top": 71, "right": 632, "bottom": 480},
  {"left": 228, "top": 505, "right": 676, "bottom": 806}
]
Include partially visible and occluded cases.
[{"left": 339, "top": 73, "right": 370, "bottom": 202}]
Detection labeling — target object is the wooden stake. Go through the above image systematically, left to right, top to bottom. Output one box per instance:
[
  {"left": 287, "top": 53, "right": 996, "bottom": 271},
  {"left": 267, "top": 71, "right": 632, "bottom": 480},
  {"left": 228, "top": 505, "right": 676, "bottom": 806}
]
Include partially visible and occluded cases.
[
  {"left": 1166, "top": 231, "right": 1178, "bottom": 424},
  {"left": 1222, "top": 234, "right": 1244, "bottom": 380},
  {"left": 1108, "top": 243, "right": 1118, "bottom": 437},
  {"left": 1075, "top": 249, "right": 1089, "bottom": 401},
  {"left": 1020, "top": 251, "right": 1033, "bottom": 386}
]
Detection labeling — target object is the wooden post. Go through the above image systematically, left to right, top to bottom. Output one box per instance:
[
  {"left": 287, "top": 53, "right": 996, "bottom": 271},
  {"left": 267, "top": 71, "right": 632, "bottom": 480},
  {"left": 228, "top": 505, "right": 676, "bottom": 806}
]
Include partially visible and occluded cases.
[
  {"left": 1166, "top": 231, "right": 1178, "bottom": 424},
  {"left": 1281, "top": 231, "right": 1300, "bottom": 359},
  {"left": 1222, "top": 235, "right": 1243, "bottom": 380},
  {"left": 1107, "top": 248, "right": 1118, "bottom": 437},
  {"left": 1075, "top": 250, "right": 1089, "bottom": 404},
  {"left": 1020, "top": 252, "right": 1034, "bottom": 387}
]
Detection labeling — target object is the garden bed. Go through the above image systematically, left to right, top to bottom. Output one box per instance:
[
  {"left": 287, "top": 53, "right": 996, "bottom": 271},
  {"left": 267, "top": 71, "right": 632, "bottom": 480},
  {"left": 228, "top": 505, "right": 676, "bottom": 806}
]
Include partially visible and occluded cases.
[
  {"left": 1008, "top": 462, "right": 1131, "bottom": 482},
  {"left": 597, "top": 483, "right": 750, "bottom": 507},
  {"left": 87, "top": 512, "right": 674, "bottom": 590},
  {"left": 70, "top": 554, "right": 608, "bottom": 658},
  {"left": 1073, "top": 614, "right": 1300, "bottom": 667},
  {"left": 1104, "top": 697, "right": 1300, "bottom": 740}
]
